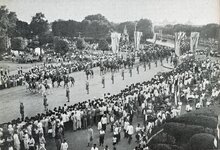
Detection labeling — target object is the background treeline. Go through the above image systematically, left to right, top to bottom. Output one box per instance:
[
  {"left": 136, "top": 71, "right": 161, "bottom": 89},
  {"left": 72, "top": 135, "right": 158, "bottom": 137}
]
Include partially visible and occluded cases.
[{"left": 0, "top": 5, "right": 219, "bottom": 54}]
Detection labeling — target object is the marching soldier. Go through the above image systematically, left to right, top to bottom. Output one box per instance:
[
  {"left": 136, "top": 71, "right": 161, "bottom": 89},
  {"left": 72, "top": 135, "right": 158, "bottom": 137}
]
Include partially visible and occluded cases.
[
  {"left": 148, "top": 61, "right": 151, "bottom": 69},
  {"left": 143, "top": 62, "right": 146, "bottom": 71},
  {"left": 136, "top": 65, "right": 139, "bottom": 74},
  {"left": 129, "top": 67, "right": 132, "bottom": 77},
  {"left": 122, "top": 69, "right": 125, "bottom": 80},
  {"left": 111, "top": 73, "right": 114, "bottom": 84},
  {"left": 102, "top": 76, "right": 105, "bottom": 88},
  {"left": 86, "top": 81, "right": 89, "bottom": 94},
  {"left": 66, "top": 85, "right": 70, "bottom": 102},
  {"left": 43, "top": 94, "right": 48, "bottom": 111},
  {"left": 20, "top": 102, "right": 24, "bottom": 121}
]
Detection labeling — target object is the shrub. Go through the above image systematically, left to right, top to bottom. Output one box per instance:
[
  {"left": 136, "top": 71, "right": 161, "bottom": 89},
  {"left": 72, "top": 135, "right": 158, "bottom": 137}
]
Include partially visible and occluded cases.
[
  {"left": 168, "top": 114, "right": 218, "bottom": 129},
  {"left": 163, "top": 122, "right": 214, "bottom": 144},
  {"left": 149, "top": 132, "right": 176, "bottom": 145},
  {"left": 187, "top": 133, "right": 215, "bottom": 150},
  {"left": 151, "top": 144, "right": 172, "bottom": 150}
]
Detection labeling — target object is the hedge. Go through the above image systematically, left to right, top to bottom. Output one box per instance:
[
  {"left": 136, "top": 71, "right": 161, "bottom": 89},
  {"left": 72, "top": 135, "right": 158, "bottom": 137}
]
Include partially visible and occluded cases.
[
  {"left": 168, "top": 114, "right": 218, "bottom": 129},
  {"left": 163, "top": 122, "right": 214, "bottom": 144},
  {"left": 187, "top": 133, "right": 215, "bottom": 150}
]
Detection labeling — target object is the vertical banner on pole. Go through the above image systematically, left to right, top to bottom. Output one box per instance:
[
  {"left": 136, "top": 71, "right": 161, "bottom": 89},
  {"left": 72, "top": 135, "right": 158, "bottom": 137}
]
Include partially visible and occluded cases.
[
  {"left": 134, "top": 31, "right": 142, "bottom": 50},
  {"left": 111, "top": 32, "right": 121, "bottom": 54},
  {"left": 175, "top": 32, "right": 186, "bottom": 57},
  {"left": 190, "top": 32, "right": 200, "bottom": 54}
]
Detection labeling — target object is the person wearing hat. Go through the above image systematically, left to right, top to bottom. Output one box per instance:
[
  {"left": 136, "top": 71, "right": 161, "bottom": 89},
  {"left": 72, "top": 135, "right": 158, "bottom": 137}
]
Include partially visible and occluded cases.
[
  {"left": 102, "top": 76, "right": 105, "bottom": 88},
  {"left": 86, "top": 81, "right": 89, "bottom": 94},
  {"left": 66, "top": 85, "right": 70, "bottom": 102},
  {"left": 43, "top": 94, "right": 48, "bottom": 112},
  {"left": 20, "top": 102, "right": 24, "bottom": 121}
]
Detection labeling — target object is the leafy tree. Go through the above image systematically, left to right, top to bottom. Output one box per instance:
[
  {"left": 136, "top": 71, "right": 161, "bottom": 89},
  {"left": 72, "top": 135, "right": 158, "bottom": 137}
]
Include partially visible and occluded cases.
[
  {"left": 0, "top": 6, "right": 17, "bottom": 37},
  {"left": 30, "top": 12, "right": 49, "bottom": 37},
  {"left": 137, "top": 19, "right": 153, "bottom": 42},
  {"left": 15, "top": 20, "right": 31, "bottom": 38},
  {"left": 115, "top": 21, "right": 136, "bottom": 41},
  {"left": 0, "top": 36, "right": 7, "bottom": 54},
  {"left": 11, "top": 37, "right": 27, "bottom": 50},
  {"left": 54, "top": 37, "right": 69, "bottom": 55},
  {"left": 76, "top": 38, "right": 86, "bottom": 50},
  {"left": 98, "top": 39, "right": 109, "bottom": 52}
]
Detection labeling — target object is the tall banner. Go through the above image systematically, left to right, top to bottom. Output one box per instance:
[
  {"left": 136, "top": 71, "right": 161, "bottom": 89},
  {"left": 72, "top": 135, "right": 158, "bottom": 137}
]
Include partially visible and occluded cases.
[
  {"left": 134, "top": 31, "right": 142, "bottom": 50},
  {"left": 111, "top": 32, "right": 121, "bottom": 53},
  {"left": 175, "top": 32, "right": 186, "bottom": 57},
  {"left": 190, "top": 32, "right": 200, "bottom": 53}
]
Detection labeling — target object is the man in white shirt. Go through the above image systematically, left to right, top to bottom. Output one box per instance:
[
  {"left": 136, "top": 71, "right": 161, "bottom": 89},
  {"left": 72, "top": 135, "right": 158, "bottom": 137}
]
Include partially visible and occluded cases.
[
  {"left": 101, "top": 115, "right": 107, "bottom": 131},
  {"left": 126, "top": 123, "right": 134, "bottom": 144},
  {"left": 91, "top": 144, "right": 99, "bottom": 150}
]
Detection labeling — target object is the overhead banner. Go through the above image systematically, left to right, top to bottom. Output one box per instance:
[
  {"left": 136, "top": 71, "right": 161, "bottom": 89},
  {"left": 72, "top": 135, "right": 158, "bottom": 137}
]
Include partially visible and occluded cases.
[
  {"left": 134, "top": 31, "right": 142, "bottom": 50},
  {"left": 111, "top": 32, "right": 121, "bottom": 53},
  {"left": 175, "top": 32, "right": 186, "bottom": 57},
  {"left": 190, "top": 32, "right": 200, "bottom": 53}
]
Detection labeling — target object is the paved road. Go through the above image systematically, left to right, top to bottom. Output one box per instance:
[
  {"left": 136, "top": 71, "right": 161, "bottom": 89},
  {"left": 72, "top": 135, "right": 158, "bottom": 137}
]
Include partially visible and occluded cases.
[{"left": 0, "top": 62, "right": 170, "bottom": 124}]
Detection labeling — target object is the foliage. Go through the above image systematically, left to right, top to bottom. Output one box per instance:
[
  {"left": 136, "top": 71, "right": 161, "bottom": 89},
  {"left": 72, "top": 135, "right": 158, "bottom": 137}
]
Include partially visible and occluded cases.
[
  {"left": 0, "top": 5, "right": 17, "bottom": 37},
  {"left": 30, "top": 12, "right": 49, "bottom": 37},
  {"left": 137, "top": 19, "right": 153, "bottom": 41},
  {"left": 15, "top": 20, "right": 31, "bottom": 38},
  {"left": 52, "top": 20, "right": 80, "bottom": 37},
  {"left": 115, "top": 21, "right": 136, "bottom": 41},
  {"left": 155, "top": 23, "right": 220, "bottom": 39},
  {"left": 39, "top": 32, "right": 54, "bottom": 46},
  {"left": 0, "top": 36, "right": 7, "bottom": 54},
  {"left": 11, "top": 37, "right": 27, "bottom": 50},
  {"left": 54, "top": 37, "right": 69, "bottom": 55},
  {"left": 76, "top": 38, "right": 86, "bottom": 50},
  {"left": 98, "top": 39, "right": 109, "bottom": 51},
  {"left": 168, "top": 113, "right": 218, "bottom": 129},
  {"left": 163, "top": 122, "right": 214, "bottom": 144},
  {"left": 149, "top": 132, "right": 176, "bottom": 145},
  {"left": 187, "top": 133, "right": 215, "bottom": 150},
  {"left": 151, "top": 144, "right": 172, "bottom": 150}
]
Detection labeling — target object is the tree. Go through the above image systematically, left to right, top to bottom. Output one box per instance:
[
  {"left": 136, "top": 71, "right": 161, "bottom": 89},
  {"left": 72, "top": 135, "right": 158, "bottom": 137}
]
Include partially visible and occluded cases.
[
  {"left": 0, "top": 6, "right": 17, "bottom": 37},
  {"left": 30, "top": 12, "right": 49, "bottom": 37},
  {"left": 137, "top": 19, "right": 153, "bottom": 42},
  {"left": 15, "top": 20, "right": 31, "bottom": 38},
  {"left": 115, "top": 21, "right": 136, "bottom": 41},
  {"left": 11, "top": 37, "right": 27, "bottom": 50},
  {"left": 54, "top": 37, "right": 69, "bottom": 55},
  {"left": 76, "top": 38, "right": 86, "bottom": 50},
  {"left": 98, "top": 39, "right": 109, "bottom": 52}
]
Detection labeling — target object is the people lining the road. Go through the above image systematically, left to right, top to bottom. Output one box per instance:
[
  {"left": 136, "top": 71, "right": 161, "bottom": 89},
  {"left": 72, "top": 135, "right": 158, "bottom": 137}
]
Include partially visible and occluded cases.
[{"left": 0, "top": 53, "right": 219, "bottom": 150}]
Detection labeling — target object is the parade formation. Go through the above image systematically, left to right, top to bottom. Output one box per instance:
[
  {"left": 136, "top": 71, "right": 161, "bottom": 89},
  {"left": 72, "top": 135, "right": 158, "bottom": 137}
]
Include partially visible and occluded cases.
[{"left": 0, "top": 1, "right": 220, "bottom": 150}]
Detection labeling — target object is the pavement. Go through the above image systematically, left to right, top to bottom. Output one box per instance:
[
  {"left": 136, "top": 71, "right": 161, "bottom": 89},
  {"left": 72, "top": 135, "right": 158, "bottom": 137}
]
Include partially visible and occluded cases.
[{"left": 0, "top": 61, "right": 170, "bottom": 124}]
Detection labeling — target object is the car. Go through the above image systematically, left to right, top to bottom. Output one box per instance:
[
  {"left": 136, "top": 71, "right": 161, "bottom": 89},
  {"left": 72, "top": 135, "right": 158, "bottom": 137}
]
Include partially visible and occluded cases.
[{"left": 210, "top": 50, "right": 220, "bottom": 57}]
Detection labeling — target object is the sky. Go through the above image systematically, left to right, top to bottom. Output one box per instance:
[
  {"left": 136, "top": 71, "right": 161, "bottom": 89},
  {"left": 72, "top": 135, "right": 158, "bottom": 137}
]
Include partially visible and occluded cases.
[{"left": 0, "top": 0, "right": 219, "bottom": 25}]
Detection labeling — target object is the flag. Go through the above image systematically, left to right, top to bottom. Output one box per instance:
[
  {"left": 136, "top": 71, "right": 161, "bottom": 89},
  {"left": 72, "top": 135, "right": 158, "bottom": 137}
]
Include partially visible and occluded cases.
[
  {"left": 134, "top": 31, "right": 142, "bottom": 50},
  {"left": 111, "top": 32, "right": 121, "bottom": 53},
  {"left": 175, "top": 32, "right": 186, "bottom": 57},
  {"left": 190, "top": 32, "right": 200, "bottom": 53}
]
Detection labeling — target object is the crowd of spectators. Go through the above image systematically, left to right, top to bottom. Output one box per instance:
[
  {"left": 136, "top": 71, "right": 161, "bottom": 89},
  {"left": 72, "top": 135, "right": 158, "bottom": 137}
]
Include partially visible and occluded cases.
[{"left": 0, "top": 54, "right": 219, "bottom": 150}]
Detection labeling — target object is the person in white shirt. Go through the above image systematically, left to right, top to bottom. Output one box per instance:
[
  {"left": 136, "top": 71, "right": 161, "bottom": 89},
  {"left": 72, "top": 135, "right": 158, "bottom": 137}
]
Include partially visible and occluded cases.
[
  {"left": 185, "top": 103, "right": 192, "bottom": 112},
  {"left": 101, "top": 115, "right": 107, "bottom": 131},
  {"left": 98, "top": 121, "right": 102, "bottom": 131},
  {"left": 126, "top": 122, "right": 134, "bottom": 144},
  {"left": 61, "top": 139, "right": 68, "bottom": 150},
  {"left": 91, "top": 144, "right": 99, "bottom": 150}
]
